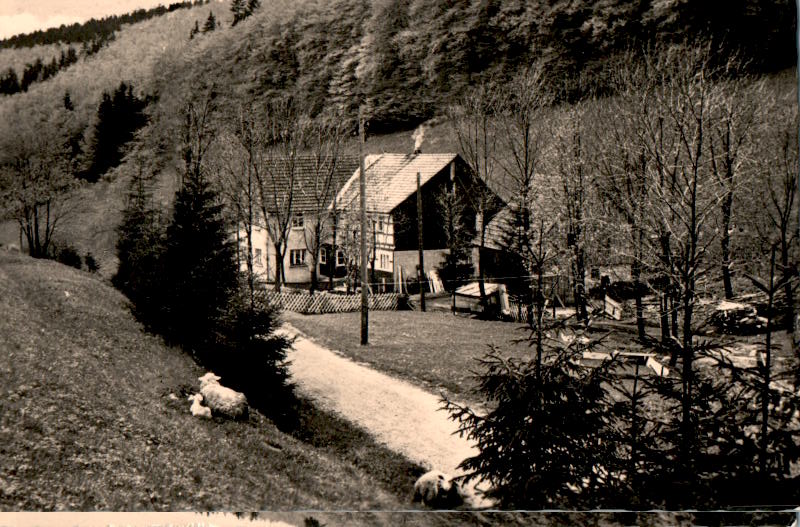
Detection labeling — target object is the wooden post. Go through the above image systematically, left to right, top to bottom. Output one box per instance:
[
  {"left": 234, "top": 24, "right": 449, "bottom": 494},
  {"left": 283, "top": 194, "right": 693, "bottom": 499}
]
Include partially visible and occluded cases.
[
  {"left": 359, "top": 107, "right": 369, "bottom": 345},
  {"left": 417, "top": 171, "right": 426, "bottom": 312},
  {"left": 330, "top": 194, "right": 337, "bottom": 291},
  {"left": 371, "top": 218, "right": 377, "bottom": 288}
]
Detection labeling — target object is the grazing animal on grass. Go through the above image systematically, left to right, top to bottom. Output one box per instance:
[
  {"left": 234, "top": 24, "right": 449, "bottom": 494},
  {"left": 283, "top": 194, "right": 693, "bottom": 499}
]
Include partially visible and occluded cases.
[
  {"left": 199, "top": 372, "right": 248, "bottom": 419},
  {"left": 188, "top": 393, "right": 211, "bottom": 418},
  {"left": 412, "top": 470, "right": 464, "bottom": 509}
]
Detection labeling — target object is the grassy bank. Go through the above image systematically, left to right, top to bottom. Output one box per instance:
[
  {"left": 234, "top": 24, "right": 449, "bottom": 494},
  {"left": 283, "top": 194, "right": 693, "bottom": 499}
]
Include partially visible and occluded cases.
[{"left": 0, "top": 251, "right": 414, "bottom": 514}]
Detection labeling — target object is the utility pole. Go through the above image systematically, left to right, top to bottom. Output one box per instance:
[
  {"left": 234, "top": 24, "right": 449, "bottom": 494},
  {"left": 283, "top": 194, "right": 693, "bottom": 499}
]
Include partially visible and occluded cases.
[
  {"left": 359, "top": 106, "right": 369, "bottom": 345},
  {"left": 417, "top": 171, "right": 426, "bottom": 312}
]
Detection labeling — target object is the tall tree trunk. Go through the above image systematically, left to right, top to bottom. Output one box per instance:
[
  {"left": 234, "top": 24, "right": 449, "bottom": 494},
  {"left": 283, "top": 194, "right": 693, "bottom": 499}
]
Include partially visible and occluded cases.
[
  {"left": 720, "top": 187, "right": 734, "bottom": 299},
  {"left": 33, "top": 206, "right": 41, "bottom": 257},
  {"left": 330, "top": 212, "right": 337, "bottom": 292},
  {"left": 478, "top": 215, "right": 487, "bottom": 305},
  {"left": 309, "top": 223, "right": 321, "bottom": 295},
  {"left": 632, "top": 223, "right": 646, "bottom": 340},
  {"left": 245, "top": 224, "right": 254, "bottom": 306},
  {"left": 659, "top": 233, "right": 672, "bottom": 345},
  {"left": 780, "top": 239, "right": 795, "bottom": 333},
  {"left": 274, "top": 242, "right": 283, "bottom": 292},
  {"left": 574, "top": 244, "right": 587, "bottom": 322},
  {"left": 760, "top": 246, "right": 776, "bottom": 476},
  {"left": 632, "top": 261, "right": 646, "bottom": 342},
  {"left": 310, "top": 264, "right": 319, "bottom": 294},
  {"left": 534, "top": 265, "right": 544, "bottom": 377},
  {"left": 680, "top": 282, "right": 694, "bottom": 476},
  {"left": 671, "top": 292, "right": 680, "bottom": 339}
]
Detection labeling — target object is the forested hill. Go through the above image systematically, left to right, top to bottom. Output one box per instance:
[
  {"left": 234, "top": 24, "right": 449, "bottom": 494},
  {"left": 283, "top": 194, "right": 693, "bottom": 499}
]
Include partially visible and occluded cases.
[
  {"left": 0, "top": 0, "right": 796, "bottom": 267},
  {"left": 150, "top": 0, "right": 797, "bottom": 133},
  {"left": 0, "top": 1, "right": 200, "bottom": 48}
]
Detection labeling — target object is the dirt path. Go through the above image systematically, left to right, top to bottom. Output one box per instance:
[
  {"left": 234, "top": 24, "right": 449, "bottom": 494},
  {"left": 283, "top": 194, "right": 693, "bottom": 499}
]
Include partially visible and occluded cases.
[{"left": 279, "top": 324, "right": 491, "bottom": 506}]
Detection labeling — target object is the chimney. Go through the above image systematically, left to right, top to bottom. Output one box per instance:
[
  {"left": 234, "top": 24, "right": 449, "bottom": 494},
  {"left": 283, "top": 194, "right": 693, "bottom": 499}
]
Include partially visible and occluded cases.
[{"left": 412, "top": 125, "right": 425, "bottom": 155}]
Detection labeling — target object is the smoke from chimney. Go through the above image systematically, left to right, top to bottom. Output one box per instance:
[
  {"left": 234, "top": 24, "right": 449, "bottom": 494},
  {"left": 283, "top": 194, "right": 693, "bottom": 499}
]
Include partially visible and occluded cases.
[{"left": 412, "top": 125, "right": 425, "bottom": 154}]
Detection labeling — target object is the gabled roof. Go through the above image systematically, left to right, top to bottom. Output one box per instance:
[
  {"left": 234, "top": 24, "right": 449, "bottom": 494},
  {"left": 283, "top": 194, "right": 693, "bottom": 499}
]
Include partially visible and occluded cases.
[
  {"left": 334, "top": 153, "right": 458, "bottom": 214},
  {"left": 260, "top": 155, "right": 360, "bottom": 214}
]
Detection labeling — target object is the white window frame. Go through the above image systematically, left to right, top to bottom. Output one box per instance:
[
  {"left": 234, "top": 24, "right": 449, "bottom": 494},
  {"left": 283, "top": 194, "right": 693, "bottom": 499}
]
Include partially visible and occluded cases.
[
  {"left": 291, "top": 214, "right": 304, "bottom": 229},
  {"left": 254, "top": 248, "right": 263, "bottom": 267},
  {"left": 319, "top": 248, "right": 327, "bottom": 265},
  {"left": 290, "top": 249, "right": 306, "bottom": 267},
  {"left": 336, "top": 250, "right": 345, "bottom": 266}
]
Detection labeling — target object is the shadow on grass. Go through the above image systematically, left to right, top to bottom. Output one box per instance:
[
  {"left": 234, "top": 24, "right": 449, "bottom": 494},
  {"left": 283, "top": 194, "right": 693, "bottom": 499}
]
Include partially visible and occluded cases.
[{"left": 270, "top": 393, "right": 429, "bottom": 502}]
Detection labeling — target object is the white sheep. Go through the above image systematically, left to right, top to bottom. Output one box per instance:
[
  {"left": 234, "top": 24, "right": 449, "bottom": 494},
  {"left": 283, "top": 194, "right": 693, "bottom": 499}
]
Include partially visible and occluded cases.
[
  {"left": 198, "top": 372, "right": 248, "bottom": 419},
  {"left": 187, "top": 393, "right": 211, "bottom": 419},
  {"left": 412, "top": 470, "right": 464, "bottom": 509}
]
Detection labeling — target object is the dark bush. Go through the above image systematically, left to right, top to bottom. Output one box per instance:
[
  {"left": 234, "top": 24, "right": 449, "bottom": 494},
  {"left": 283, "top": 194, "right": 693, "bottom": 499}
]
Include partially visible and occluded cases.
[
  {"left": 54, "top": 245, "right": 83, "bottom": 269},
  {"left": 84, "top": 252, "right": 100, "bottom": 273}
]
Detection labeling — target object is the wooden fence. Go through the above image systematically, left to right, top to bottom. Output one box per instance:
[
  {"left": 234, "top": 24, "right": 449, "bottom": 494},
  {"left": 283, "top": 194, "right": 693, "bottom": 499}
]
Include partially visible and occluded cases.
[{"left": 260, "top": 290, "right": 400, "bottom": 314}]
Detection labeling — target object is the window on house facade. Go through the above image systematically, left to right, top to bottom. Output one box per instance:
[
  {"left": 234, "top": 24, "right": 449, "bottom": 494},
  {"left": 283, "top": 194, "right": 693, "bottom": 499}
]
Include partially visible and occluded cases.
[
  {"left": 291, "top": 214, "right": 304, "bottom": 229},
  {"left": 254, "top": 248, "right": 262, "bottom": 267},
  {"left": 290, "top": 249, "right": 306, "bottom": 267},
  {"left": 320, "top": 249, "right": 327, "bottom": 265},
  {"left": 336, "top": 250, "right": 345, "bottom": 266},
  {"left": 380, "top": 253, "right": 389, "bottom": 270}
]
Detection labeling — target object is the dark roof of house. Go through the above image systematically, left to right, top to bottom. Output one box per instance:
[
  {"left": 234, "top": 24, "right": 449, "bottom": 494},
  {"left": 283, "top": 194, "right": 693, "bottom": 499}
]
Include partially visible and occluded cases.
[
  {"left": 334, "top": 153, "right": 459, "bottom": 214},
  {"left": 259, "top": 155, "right": 360, "bottom": 214}
]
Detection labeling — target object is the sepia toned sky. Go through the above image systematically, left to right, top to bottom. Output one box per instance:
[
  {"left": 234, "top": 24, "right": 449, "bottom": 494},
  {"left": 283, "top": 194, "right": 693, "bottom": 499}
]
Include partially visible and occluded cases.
[{"left": 0, "top": 0, "right": 170, "bottom": 39}]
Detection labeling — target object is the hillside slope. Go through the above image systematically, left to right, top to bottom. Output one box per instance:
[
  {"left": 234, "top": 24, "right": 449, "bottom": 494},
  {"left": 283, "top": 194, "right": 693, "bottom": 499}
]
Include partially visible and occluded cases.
[
  {"left": 0, "top": 0, "right": 795, "bottom": 275},
  {"left": 0, "top": 251, "right": 405, "bottom": 512}
]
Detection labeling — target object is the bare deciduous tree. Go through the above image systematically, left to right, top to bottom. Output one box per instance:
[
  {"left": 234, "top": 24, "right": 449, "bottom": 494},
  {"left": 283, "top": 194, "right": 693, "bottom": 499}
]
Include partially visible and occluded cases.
[
  {"left": 638, "top": 43, "right": 727, "bottom": 471},
  {"left": 495, "top": 63, "right": 556, "bottom": 359},
  {"left": 592, "top": 63, "right": 651, "bottom": 340},
  {"left": 708, "top": 74, "right": 760, "bottom": 299},
  {"left": 448, "top": 81, "right": 503, "bottom": 304},
  {"left": 253, "top": 97, "right": 308, "bottom": 291},
  {"left": 754, "top": 98, "right": 799, "bottom": 383},
  {"left": 215, "top": 104, "right": 261, "bottom": 305},
  {"left": 551, "top": 105, "right": 591, "bottom": 322},
  {"left": 0, "top": 106, "right": 77, "bottom": 258},
  {"left": 301, "top": 115, "right": 347, "bottom": 294}
]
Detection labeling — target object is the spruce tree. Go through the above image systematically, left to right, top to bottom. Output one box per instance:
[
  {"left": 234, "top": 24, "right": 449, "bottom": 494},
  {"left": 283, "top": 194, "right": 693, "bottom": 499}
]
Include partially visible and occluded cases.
[
  {"left": 230, "top": 0, "right": 245, "bottom": 26},
  {"left": 245, "top": 0, "right": 260, "bottom": 16},
  {"left": 202, "top": 12, "right": 217, "bottom": 32},
  {"left": 0, "top": 68, "right": 20, "bottom": 95},
  {"left": 84, "top": 82, "right": 148, "bottom": 182},
  {"left": 62, "top": 91, "right": 74, "bottom": 111},
  {"left": 160, "top": 164, "right": 238, "bottom": 355},
  {"left": 113, "top": 165, "right": 165, "bottom": 328},
  {"left": 443, "top": 327, "right": 620, "bottom": 508}
]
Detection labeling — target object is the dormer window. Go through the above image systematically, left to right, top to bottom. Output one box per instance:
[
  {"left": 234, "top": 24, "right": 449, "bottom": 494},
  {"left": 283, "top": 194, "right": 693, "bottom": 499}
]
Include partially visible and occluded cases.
[{"left": 291, "top": 214, "right": 304, "bottom": 229}]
